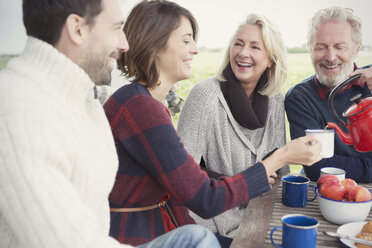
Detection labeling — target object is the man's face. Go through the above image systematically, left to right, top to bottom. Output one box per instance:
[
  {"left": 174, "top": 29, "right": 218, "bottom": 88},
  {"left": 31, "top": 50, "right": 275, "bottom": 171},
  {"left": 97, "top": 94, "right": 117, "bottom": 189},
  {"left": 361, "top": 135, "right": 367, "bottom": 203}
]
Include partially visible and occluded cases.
[
  {"left": 80, "top": 0, "right": 129, "bottom": 85},
  {"left": 310, "top": 21, "right": 359, "bottom": 88}
]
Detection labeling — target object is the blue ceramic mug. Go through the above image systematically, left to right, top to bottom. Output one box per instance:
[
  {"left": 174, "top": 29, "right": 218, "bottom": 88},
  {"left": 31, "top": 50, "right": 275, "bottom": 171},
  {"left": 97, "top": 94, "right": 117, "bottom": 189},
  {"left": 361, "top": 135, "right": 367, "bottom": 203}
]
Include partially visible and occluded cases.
[
  {"left": 282, "top": 175, "right": 316, "bottom": 207},
  {"left": 270, "top": 214, "right": 319, "bottom": 248}
]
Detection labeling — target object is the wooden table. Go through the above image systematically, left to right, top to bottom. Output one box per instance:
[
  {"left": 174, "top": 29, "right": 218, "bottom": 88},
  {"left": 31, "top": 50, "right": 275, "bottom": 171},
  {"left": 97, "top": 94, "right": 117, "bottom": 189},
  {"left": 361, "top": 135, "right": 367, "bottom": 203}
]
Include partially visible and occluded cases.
[{"left": 231, "top": 176, "right": 372, "bottom": 248}]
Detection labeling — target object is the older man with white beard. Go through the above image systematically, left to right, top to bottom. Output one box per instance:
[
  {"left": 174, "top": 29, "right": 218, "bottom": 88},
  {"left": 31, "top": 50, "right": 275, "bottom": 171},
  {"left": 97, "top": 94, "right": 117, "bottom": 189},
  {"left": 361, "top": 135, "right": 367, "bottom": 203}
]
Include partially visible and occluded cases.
[{"left": 285, "top": 6, "right": 372, "bottom": 183}]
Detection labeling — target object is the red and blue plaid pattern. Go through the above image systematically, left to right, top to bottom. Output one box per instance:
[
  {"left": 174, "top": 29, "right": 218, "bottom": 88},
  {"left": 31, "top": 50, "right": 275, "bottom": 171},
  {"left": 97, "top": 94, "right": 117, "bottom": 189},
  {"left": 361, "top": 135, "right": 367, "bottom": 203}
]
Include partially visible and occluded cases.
[{"left": 104, "top": 82, "right": 269, "bottom": 246}]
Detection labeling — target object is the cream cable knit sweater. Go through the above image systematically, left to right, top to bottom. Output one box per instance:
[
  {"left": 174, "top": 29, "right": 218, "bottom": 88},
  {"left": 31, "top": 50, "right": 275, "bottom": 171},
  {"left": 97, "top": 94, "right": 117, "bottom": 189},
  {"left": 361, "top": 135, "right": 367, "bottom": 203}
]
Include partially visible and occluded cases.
[
  {"left": 0, "top": 37, "right": 132, "bottom": 248},
  {"left": 177, "top": 78, "right": 286, "bottom": 237}
]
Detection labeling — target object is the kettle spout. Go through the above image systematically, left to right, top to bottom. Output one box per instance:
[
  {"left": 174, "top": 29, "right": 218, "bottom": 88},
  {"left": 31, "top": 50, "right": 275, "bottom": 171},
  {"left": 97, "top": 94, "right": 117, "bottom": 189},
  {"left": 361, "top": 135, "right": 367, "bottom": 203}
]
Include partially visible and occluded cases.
[{"left": 326, "top": 122, "right": 353, "bottom": 145}]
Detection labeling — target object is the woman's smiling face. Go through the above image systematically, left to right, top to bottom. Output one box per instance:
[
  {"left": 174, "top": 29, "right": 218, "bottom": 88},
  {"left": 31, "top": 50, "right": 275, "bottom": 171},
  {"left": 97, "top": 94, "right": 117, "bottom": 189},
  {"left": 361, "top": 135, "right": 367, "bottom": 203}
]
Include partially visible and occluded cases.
[
  {"left": 156, "top": 16, "right": 199, "bottom": 84},
  {"left": 230, "top": 24, "right": 272, "bottom": 87}
]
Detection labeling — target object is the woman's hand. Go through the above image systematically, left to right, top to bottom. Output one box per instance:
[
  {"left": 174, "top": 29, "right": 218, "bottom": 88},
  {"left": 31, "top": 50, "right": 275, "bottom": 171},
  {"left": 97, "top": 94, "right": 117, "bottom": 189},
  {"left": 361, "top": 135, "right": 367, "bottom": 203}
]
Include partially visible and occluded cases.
[
  {"left": 262, "top": 135, "right": 322, "bottom": 177},
  {"left": 280, "top": 135, "right": 322, "bottom": 166},
  {"left": 268, "top": 172, "right": 277, "bottom": 187}
]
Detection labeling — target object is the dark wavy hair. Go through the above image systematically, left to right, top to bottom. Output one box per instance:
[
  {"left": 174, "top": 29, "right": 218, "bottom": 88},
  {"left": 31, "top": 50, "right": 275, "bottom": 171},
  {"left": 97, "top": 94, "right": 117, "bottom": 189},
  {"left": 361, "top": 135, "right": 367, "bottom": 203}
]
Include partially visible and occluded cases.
[
  {"left": 23, "top": 0, "right": 102, "bottom": 45},
  {"left": 118, "top": 0, "right": 198, "bottom": 88}
]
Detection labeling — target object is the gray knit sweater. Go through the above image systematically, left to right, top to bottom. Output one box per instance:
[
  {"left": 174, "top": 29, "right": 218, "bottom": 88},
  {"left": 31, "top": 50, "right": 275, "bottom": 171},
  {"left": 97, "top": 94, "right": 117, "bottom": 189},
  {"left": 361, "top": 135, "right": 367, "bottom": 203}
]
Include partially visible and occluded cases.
[{"left": 177, "top": 77, "right": 286, "bottom": 237}]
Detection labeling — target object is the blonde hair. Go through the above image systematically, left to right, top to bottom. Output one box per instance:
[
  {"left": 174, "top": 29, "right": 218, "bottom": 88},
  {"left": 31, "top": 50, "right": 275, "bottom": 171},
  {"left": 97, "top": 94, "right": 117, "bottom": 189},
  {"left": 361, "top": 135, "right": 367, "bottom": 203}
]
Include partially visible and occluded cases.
[
  {"left": 307, "top": 6, "right": 362, "bottom": 48},
  {"left": 216, "top": 13, "right": 287, "bottom": 97}
]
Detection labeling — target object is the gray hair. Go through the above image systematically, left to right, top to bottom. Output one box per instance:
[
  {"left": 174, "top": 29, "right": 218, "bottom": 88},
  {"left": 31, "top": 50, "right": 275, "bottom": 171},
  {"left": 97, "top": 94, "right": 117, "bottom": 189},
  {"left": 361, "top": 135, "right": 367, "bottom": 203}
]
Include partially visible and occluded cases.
[
  {"left": 307, "top": 6, "right": 362, "bottom": 47},
  {"left": 216, "top": 13, "right": 287, "bottom": 97}
]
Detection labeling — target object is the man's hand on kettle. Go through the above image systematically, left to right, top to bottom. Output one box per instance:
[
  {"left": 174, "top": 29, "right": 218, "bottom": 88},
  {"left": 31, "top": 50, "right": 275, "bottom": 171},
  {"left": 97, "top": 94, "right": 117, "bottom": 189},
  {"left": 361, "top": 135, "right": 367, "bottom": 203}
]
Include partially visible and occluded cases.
[{"left": 350, "top": 67, "right": 372, "bottom": 92}]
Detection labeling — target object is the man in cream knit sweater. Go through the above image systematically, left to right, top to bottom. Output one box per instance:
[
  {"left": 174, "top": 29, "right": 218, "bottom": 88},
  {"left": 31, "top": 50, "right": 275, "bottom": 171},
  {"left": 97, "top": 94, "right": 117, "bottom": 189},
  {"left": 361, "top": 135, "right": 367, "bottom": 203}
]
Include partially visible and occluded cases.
[{"left": 0, "top": 0, "right": 219, "bottom": 247}]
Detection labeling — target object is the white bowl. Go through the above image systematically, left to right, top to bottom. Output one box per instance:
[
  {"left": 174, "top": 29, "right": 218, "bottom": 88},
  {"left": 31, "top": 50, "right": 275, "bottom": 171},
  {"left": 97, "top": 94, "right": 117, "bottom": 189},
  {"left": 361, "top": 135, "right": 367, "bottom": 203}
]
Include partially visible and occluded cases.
[{"left": 315, "top": 188, "right": 372, "bottom": 225}]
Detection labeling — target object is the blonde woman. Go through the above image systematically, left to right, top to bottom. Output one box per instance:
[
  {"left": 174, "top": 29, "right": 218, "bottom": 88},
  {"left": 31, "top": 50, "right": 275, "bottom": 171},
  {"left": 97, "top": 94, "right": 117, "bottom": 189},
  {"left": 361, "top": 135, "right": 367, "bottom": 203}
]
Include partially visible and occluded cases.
[{"left": 177, "top": 13, "right": 289, "bottom": 237}]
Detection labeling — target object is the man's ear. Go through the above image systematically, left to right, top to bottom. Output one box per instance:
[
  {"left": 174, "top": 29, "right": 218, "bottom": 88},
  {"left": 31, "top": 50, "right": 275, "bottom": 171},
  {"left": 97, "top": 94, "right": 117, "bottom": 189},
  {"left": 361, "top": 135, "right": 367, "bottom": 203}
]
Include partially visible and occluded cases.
[{"left": 64, "top": 14, "right": 88, "bottom": 45}]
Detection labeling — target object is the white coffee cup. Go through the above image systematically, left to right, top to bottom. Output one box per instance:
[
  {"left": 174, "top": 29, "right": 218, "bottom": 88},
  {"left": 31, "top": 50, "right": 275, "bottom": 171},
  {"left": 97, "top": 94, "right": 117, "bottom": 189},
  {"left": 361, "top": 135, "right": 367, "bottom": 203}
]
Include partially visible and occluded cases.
[
  {"left": 305, "top": 129, "right": 334, "bottom": 158},
  {"left": 320, "top": 167, "right": 346, "bottom": 180}
]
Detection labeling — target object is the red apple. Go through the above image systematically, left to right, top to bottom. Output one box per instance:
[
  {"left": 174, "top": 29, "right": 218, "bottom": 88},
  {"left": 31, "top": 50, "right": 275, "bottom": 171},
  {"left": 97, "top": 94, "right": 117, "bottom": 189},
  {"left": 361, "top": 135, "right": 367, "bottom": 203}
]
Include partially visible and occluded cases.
[
  {"left": 317, "top": 174, "right": 339, "bottom": 187},
  {"left": 340, "top": 178, "right": 357, "bottom": 191},
  {"left": 340, "top": 179, "right": 358, "bottom": 201},
  {"left": 319, "top": 181, "right": 345, "bottom": 201},
  {"left": 354, "top": 186, "right": 372, "bottom": 202},
  {"left": 344, "top": 187, "right": 357, "bottom": 201}
]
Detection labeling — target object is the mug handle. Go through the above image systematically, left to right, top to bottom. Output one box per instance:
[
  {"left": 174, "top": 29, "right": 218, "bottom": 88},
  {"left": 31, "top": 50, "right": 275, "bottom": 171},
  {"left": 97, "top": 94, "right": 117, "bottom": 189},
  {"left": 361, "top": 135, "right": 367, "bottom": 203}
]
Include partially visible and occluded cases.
[
  {"left": 308, "top": 185, "right": 317, "bottom": 202},
  {"left": 270, "top": 226, "right": 282, "bottom": 248}
]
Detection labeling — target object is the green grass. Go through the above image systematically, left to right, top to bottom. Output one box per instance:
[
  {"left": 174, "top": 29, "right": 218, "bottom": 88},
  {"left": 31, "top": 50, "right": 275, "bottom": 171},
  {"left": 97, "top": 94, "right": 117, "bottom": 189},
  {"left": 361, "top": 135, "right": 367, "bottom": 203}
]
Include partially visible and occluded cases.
[
  {"left": 177, "top": 51, "right": 224, "bottom": 100},
  {"left": 0, "top": 55, "right": 13, "bottom": 70}
]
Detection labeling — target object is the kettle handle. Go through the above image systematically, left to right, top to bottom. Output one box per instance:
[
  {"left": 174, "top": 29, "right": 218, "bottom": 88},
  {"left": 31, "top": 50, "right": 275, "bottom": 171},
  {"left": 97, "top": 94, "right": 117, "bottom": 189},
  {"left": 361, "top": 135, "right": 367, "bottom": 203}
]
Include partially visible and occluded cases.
[{"left": 328, "top": 73, "right": 362, "bottom": 127}]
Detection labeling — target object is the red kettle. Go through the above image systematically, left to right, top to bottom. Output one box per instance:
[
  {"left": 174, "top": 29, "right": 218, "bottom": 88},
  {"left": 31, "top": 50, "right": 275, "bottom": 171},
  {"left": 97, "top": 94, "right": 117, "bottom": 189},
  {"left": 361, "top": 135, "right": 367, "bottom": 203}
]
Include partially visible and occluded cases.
[{"left": 327, "top": 74, "right": 372, "bottom": 152}]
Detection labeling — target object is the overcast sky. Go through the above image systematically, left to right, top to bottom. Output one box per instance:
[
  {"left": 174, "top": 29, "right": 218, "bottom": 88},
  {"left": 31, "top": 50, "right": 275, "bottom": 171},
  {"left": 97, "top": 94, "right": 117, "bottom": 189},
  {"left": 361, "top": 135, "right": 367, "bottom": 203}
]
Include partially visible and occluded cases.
[{"left": 1, "top": 0, "right": 372, "bottom": 54}]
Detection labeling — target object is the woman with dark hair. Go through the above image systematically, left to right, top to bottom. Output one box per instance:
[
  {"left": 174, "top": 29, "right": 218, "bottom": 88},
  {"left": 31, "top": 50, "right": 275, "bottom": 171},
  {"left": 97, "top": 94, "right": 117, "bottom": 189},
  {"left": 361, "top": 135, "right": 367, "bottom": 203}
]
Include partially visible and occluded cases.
[{"left": 104, "top": 0, "right": 322, "bottom": 247}]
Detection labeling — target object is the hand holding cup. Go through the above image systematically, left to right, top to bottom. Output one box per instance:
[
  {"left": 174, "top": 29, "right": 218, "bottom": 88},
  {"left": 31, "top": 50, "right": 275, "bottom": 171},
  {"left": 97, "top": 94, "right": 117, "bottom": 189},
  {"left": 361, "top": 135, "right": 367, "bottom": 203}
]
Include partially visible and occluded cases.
[
  {"left": 305, "top": 129, "right": 334, "bottom": 158},
  {"left": 281, "top": 135, "right": 323, "bottom": 166}
]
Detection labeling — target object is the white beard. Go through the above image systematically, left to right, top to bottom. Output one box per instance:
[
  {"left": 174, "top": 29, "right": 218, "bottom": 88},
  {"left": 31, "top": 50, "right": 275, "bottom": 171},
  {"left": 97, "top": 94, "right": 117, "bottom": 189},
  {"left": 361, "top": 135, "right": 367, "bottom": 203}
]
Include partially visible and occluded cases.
[{"left": 314, "top": 60, "right": 354, "bottom": 88}]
